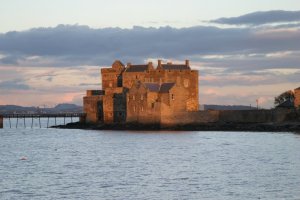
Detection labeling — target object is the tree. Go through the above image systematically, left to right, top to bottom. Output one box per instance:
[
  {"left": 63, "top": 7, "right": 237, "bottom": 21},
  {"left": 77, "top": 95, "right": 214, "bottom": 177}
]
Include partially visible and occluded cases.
[{"left": 274, "top": 90, "right": 295, "bottom": 106}]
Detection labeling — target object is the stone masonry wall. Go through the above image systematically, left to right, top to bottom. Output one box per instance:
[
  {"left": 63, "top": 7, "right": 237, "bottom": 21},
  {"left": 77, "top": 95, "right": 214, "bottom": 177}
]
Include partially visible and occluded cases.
[
  {"left": 294, "top": 89, "right": 300, "bottom": 109},
  {"left": 83, "top": 96, "right": 103, "bottom": 123},
  {"left": 161, "top": 110, "right": 219, "bottom": 125}
]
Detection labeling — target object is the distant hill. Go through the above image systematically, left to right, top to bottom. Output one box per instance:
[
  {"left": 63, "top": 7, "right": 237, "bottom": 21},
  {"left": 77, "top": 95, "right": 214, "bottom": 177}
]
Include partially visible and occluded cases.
[
  {"left": 0, "top": 103, "right": 83, "bottom": 114},
  {"left": 54, "top": 103, "right": 82, "bottom": 111},
  {"left": 203, "top": 104, "right": 256, "bottom": 110},
  {"left": 0, "top": 105, "right": 37, "bottom": 113}
]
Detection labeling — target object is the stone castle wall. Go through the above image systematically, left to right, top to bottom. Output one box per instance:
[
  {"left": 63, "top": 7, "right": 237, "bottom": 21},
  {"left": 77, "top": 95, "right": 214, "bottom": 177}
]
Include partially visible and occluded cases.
[
  {"left": 295, "top": 88, "right": 300, "bottom": 109},
  {"left": 83, "top": 95, "right": 103, "bottom": 123},
  {"left": 161, "top": 110, "right": 219, "bottom": 125}
]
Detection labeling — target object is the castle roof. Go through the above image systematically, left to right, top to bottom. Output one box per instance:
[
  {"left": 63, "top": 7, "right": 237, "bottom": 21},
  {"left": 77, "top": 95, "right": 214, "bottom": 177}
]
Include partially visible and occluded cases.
[
  {"left": 112, "top": 60, "right": 125, "bottom": 67},
  {"left": 162, "top": 64, "right": 190, "bottom": 70},
  {"left": 125, "top": 65, "right": 148, "bottom": 72},
  {"left": 143, "top": 82, "right": 176, "bottom": 93},
  {"left": 144, "top": 83, "right": 160, "bottom": 92},
  {"left": 159, "top": 83, "right": 175, "bottom": 93},
  {"left": 276, "top": 99, "right": 294, "bottom": 108}
]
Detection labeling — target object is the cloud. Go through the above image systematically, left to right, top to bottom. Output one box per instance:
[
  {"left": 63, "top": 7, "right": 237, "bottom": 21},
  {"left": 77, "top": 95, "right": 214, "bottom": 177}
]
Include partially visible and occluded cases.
[
  {"left": 210, "top": 10, "right": 300, "bottom": 25},
  {"left": 0, "top": 11, "right": 300, "bottom": 108},
  {"left": 0, "top": 22, "right": 300, "bottom": 68},
  {"left": 0, "top": 55, "right": 20, "bottom": 65},
  {"left": 200, "top": 71, "right": 300, "bottom": 87},
  {"left": 0, "top": 79, "right": 31, "bottom": 90},
  {"left": 79, "top": 83, "right": 101, "bottom": 86}
]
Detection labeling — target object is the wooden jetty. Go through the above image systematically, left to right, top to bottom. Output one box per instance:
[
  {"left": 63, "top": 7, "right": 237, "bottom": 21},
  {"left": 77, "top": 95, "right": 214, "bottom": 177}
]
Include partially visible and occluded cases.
[{"left": 0, "top": 113, "right": 85, "bottom": 128}]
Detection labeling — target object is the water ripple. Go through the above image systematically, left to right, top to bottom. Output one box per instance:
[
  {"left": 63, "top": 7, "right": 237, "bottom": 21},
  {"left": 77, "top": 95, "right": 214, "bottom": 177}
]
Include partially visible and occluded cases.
[{"left": 1, "top": 129, "right": 300, "bottom": 199}]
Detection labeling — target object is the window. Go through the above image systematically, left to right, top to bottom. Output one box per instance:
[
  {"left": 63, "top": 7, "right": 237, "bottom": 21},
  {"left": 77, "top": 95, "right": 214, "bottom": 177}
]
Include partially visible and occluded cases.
[
  {"left": 136, "top": 75, "right": 138, "bottom": 79},
  {"left": 184, "top": 79, "right": 189, "bottom": 88},
  {"left": 109, "top": 82, "right": 113, "bottom": 87},
  {"left": 172, "top": 94, "right": 175, "bottom": 100},
  {"left": 133, "top": 95, "right": 135, "bottom": 100},
  {"left": 141, "top": 95, "right": 144, "bottom": 100},
  {"left": 152, "top": 102, "right": 155, "bottom": 109},
  {"left": 133, "top": 106, "right": 136, "bottom": 112}
]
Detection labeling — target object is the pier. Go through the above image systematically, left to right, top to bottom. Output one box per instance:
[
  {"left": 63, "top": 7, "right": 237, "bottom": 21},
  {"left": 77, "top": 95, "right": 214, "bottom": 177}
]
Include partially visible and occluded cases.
[
  {"left": 0, "top": 113, "right": 85, "bottom": 128},
  {"left": 0, "top": 115, "right": 3, "bottom": 128}
]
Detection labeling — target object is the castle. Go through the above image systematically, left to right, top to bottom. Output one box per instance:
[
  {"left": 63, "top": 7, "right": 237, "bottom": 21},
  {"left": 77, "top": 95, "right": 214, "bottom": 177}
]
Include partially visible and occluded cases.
[{"left": 83, "top": 60, "right": 199, "bottom": 124}]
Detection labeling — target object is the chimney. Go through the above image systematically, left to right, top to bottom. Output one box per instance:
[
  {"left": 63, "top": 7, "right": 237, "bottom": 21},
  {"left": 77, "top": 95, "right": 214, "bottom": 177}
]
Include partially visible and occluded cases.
[
  {"left": 185, "top": 59, "right": 190, "bottom": 66},
  {"left": 158, "top": 60, "right": 162, "bottom": 67},
  {"left": 148, "top": 61, "right": 154, "bottom": 70}
]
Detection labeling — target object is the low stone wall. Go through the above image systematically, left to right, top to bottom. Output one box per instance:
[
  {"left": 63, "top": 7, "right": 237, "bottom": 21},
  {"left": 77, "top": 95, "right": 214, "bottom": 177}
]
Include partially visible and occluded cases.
[
  {"left": 161, "top": 109, "right": 299, "bottom": 125},
  {"left": 219, "top": 109, "right": 299, "bottom": 123}
]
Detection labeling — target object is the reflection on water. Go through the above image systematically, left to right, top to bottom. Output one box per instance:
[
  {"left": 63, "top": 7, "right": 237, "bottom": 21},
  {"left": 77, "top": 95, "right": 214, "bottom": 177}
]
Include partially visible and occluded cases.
[{"left": 0, "top": 128, "right": 300, "bottom": 199}]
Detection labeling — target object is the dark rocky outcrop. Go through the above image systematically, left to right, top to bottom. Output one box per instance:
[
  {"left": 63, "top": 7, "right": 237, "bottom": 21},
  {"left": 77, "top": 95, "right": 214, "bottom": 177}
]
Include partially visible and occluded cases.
[{"left": 53, "top": 121, "right": 300, "bottom": 132}]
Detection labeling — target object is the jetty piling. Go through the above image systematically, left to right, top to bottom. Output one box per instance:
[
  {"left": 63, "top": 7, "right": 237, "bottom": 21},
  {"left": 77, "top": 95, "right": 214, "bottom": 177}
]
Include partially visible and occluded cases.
[{"left": 0, "top": 115, "right": 3, "bottom": 129}]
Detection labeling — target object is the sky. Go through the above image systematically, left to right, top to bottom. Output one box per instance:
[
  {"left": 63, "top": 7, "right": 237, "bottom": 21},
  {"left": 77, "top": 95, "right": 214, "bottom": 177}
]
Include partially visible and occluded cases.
[{"left": 0, "top": 0, "right": 300, "bottom": 108}]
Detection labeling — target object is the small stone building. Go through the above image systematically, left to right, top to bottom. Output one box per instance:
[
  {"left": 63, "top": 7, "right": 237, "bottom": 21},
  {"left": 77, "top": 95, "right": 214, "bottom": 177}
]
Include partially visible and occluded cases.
[
  {"left": 83, "top": 60, "right": 199, "bottom": 124},
  {"left": 294, "top": 87, "right": 300, "bottom": 109}
]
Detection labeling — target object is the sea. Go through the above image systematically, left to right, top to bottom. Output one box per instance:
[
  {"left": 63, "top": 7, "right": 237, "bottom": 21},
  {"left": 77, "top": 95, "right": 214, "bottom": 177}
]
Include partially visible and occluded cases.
[{"left": 1, "top": 118, "right": 300, "bottom": 200}]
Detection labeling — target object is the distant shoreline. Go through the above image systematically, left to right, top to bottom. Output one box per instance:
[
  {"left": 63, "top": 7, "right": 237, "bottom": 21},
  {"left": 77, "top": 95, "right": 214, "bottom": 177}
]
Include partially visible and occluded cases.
[{"left": 52, "top": 122, "right": 300, "bottom": 132}]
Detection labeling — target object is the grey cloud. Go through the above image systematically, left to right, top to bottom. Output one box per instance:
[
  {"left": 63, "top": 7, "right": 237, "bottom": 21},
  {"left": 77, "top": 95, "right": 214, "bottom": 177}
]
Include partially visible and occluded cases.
[
  {"left": 210, "top": 10, "right": 300, "bottom": 25},
  {"left": 0, "top": 23, "right": 300, "bottom": 68},
  {"left": 192, "top": 51, "right": 300, "bottom": 73},
  {"left": 0, "top": 55, "right": 20, "bottom": 65},
  {"left": 200, "top": 71, "right": 300, "bottom": 87},
  {"left": 46, "top": 77, "right": 53, "bottom": 82},
  {"left": 0, "top": 79, "right": 31, "bottom": 90},
  {"left": 79, "top": 83, "right": 101, "bottom": 87}
]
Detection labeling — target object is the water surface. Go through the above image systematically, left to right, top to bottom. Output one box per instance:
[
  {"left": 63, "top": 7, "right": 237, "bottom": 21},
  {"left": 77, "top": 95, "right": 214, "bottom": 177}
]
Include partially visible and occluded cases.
[{"left": 1, "top": 126, "right": 300, "bottom": 199}]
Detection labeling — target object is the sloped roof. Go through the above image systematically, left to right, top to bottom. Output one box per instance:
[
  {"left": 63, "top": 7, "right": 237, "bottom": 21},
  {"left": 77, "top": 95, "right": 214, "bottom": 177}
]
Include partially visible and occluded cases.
[
  {"left": 112, "top": 60, "right": 125, "bottom": 67},
  {"left": 162, "top": 64, "right": 190, "bottom": 70},
  {"left": 126, "top": 65, "right": 148, "bottom": 72},
  {"left": 144, "top": 83, "right": 160, "bottom": 92},
  {"left": 159, "top": 83, "right": 175, "bottom": 93},
  {"left": 277, "top": 99, "right": 294, "bottom": 108}
]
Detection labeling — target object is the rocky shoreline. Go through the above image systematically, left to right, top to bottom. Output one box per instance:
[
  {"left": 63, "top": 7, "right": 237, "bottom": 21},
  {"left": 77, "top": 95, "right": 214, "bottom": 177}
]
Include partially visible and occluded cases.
[{"left": 52, "top": 121, "right": 300, "bottom": 132}]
